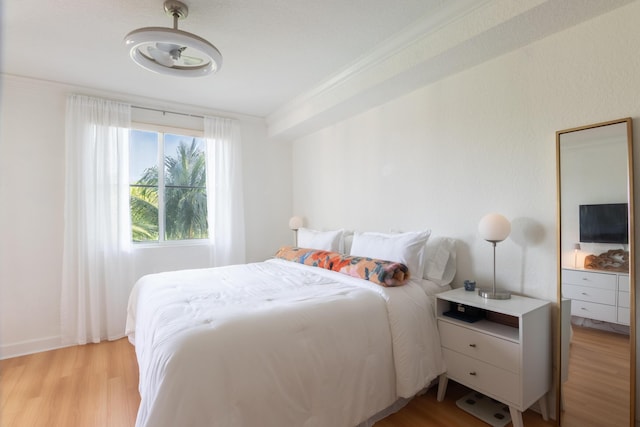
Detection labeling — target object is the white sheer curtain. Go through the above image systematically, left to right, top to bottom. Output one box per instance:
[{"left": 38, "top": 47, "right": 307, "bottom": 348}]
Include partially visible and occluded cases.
[
  {"left": 61, "top": 94, "right": 133, "bottom": 345},
  {"left": 204, "top": 116, "right": 246, "bottom": 266}
]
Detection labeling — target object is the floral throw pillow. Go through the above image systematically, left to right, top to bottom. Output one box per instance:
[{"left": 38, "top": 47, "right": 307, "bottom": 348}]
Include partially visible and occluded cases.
[{"left": 275, "top": 246, "right": 410, "bottom": 287}]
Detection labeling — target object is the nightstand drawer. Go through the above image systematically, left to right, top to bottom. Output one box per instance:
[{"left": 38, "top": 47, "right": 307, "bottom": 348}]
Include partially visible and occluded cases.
[
  {"left": 562, "top": 269, "right": 616, "bottom": 290},
  {"left": 562, "top": 284, "right": 616, "bottom": 305},
  {"left": 435, "top": 288, "right": 551, "bottom": 425},
  {"left": 571, "top": 299, "right": 617, "bottom": 322},
  {"left": 438, "top": 320, "right": 519, "bottom": 373},
  {"left": 442, "top": 348, "right": 520, "bottom": 406}
]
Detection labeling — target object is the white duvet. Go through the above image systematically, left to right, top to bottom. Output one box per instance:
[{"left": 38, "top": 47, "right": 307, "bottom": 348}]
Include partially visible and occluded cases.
[{"left": 126, "top": 258, "right": 444, "bottom": 427}]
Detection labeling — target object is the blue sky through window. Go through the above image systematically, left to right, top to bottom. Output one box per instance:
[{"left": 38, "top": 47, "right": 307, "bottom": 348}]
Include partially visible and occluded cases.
[
  {"left": 129, "top": 128, "right": 208, "bottom": 242},
  {"left": 129, "top": 129, "right": 206, "bottom": 183},
  {"left": 129, "top": 130, "right": 158, "bottom": 183}
]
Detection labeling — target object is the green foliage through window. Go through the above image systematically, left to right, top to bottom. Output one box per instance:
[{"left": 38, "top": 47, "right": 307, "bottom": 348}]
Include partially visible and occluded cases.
[{"left": 129, "top": 129, "right": 208, "bottom": 242}]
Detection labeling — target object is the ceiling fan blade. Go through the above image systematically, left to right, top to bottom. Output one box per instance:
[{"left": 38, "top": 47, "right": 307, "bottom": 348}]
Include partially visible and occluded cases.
[
  {"left": 156, "top": 42, "right": 182, "bottom": 52},
  {"left": 147, "top": 46, "right": 175, "bottom": 67},
  {"left": 181, "top": 55, "right": 204, "bottom": 66}
]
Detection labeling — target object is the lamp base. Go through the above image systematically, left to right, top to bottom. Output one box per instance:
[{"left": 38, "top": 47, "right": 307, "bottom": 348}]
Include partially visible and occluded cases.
[{"left": 477, "top": 289, "right": 511, "bottom": 300}]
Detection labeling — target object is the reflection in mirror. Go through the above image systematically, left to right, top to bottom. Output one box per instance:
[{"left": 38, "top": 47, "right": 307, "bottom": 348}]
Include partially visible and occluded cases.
[{"left": 556, "top": 118, "right": 635, "bottom": 426}]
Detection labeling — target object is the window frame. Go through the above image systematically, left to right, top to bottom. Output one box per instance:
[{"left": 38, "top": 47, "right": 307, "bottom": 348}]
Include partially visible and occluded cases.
[{"left": 129, "top": 121, "right": 210, "bottom": 247}]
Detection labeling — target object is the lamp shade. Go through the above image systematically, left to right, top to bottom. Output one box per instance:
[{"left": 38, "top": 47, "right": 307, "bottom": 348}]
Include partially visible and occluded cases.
[
  {"left": 478, "top": 213, "right": 511, "bottom": 243},
  {"left": 288, "top": 216, "right": 303, "bottom": 230}
]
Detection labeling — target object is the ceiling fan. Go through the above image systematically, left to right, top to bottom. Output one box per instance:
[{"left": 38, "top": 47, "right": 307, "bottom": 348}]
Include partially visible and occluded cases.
[
  {"left": 124, "top": 0, "right": 223, "bottom": 77},
  {"left": 147, "top": 43, "right": 203, "bottom": 68}
]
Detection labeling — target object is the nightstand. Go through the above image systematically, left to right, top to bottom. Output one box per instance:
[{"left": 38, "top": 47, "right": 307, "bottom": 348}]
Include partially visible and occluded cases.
[{"left": 435, "top": 288, "right": 551, "bottom": 427}]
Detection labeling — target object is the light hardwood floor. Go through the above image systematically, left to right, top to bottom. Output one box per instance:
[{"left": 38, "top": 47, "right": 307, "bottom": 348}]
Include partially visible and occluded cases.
[
  {"left": 560, "top": 325, "right": 630, "bottom": 427},
  {"left": 1, "top": 336, "right": 555, "bottom": 427},
  {"left": 1, "top": 339, "right": 139, "bottom": 427}
]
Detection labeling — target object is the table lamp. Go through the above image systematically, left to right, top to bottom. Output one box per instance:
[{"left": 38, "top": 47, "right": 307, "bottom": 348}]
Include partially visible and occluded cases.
[
  {"left": 478, "top": 213, "right": 511, "bottom": 300},
  {"left": 288, "top": 216, "right": 303, "bottom": 246},
  {"left": 574, "top": 243, "right": 581, "bottom": 268}
]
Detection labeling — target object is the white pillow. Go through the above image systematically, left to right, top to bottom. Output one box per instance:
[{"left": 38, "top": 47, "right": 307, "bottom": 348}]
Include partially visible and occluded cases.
[
  {"left": 297, "top": 228, "right": 344, "bottom": 252},
  {"left": 341, "top": 230, "right": 354, "bottom": 254},
  {"left": 349, "top": 230, "right": 431, "bottom": 279},
  {"left": 423, "top": 236, "right": 457, "bottom": 286}
]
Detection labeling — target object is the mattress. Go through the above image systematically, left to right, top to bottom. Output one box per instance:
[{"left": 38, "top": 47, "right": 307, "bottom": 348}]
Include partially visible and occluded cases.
[
  {"left": 126, "top": 258, "right": 445, "bottom": 427},
  {"left": 417, "top": 278, "right": 452, "bottom": 296}
]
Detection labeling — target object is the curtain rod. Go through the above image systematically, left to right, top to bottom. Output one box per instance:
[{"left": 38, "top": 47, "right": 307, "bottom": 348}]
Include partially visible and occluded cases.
[{"left": 132, "top": 105, "right": 204, "bottom": 119}]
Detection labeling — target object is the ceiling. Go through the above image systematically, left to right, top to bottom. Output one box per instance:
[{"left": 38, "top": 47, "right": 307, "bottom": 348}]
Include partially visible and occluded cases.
[
  {"left": 2, "top": 0, "right": 635, "bottom": 138},
  {"left": 3, "top": 0, "right": 464, "bottom": 116}
]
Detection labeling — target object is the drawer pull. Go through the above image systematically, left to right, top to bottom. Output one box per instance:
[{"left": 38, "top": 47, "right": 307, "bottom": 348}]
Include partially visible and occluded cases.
[
  {"left": 469, "top": 344, "right": 477, "bottom": 348},
  {"left": 469, "top": 372, "right": 477, "bottom": 376}
]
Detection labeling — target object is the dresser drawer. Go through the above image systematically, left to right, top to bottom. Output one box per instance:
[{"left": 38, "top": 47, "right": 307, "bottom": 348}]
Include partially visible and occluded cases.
[
  {"left": 562, "top": 269, "right": 616, "bottom": 290},
  {"left": 619, "top": 275, "right": 630, "bottom": 292},
  {"left": 562, "top": 284, "right": 616, "bottom": 305},
  {"left": 619, "top": 290, "right": 630, "bottom": 309},
  {"left": 571, "top": 299, "right": 617, "bottom": 322},
  {"left": 618, "top": 307, "right": 630, "bottom": 325},
  {"left": 438, "top": 320, "right": 519, "bottom": 373},
  {"left": 442, "top": 348, "right": 521, "bottom": 407}
]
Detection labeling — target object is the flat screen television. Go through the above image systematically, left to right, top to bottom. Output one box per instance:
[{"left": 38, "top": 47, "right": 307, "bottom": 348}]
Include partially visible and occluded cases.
[{"left": 579, "top": 203, "right": 628, "bottom": 244}]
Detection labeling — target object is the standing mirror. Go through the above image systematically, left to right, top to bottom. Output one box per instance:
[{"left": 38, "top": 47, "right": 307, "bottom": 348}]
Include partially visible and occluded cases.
[{"left": 556, "top": 118, "right": 635, "bottom": 426}]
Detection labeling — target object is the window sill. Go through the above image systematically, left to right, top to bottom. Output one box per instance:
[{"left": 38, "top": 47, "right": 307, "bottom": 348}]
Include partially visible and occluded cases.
[{"left": 132, "top": 240, "right": 211, "bottom": 249}]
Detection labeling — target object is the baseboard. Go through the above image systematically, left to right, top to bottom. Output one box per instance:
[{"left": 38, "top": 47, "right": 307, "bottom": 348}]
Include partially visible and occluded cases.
[{"left": 0, "top": 335, "right": 68, "bottom": 360}]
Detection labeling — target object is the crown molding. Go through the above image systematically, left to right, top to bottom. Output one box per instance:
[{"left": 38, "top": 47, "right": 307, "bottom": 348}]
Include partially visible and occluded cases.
[{"left": 266, "top": 0, "right": 633, "bottom": 141}]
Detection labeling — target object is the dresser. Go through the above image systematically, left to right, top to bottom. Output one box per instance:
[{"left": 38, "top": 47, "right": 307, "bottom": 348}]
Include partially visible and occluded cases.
[
  {"left": 561, "top": 267, "right": 629, "bottom": 325},
  {"left": 435, "top": 288, "right": 551, "bottom": 427}
]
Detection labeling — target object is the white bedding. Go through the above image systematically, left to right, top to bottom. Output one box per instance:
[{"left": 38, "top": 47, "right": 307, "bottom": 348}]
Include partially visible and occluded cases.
[{"left": 126, "top": 258, "right": 445, "bottom": 427}]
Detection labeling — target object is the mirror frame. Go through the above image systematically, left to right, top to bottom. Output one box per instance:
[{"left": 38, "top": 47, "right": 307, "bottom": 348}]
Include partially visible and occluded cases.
[{"left": 555, "top": 117, "right": 635, "bottom": 426}]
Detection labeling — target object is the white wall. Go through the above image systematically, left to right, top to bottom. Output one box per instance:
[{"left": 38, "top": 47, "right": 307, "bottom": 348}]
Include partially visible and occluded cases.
[
  {"left": 291, "top": 1, "right": 640, "bottom": 303},
  {"left": 2, "top": 2, "right": 640, "bottom": 410},
  {"left": 292, "top": 2, "right": 640, "bottom": 421},
  {"left": 0, "top": 76, "right": 293, "bottom": 358},
  {"left": 0, "top": 78, "right": 66, "bottom": 356},
  {"left": 560, "top": 129, "right": 629, "bottom": 268}
]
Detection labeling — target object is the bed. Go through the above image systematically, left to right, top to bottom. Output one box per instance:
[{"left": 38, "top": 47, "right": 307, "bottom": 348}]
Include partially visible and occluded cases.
[{"left": 126, "top": 230, "right": 456, "bottom": 427}]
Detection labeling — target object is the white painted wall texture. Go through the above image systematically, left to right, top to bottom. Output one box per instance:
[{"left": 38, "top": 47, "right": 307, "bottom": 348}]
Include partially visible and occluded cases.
[
  {"left": 2, "top": 0, "right": 640, "bottom": 394},
  {"left": 292, "top": 2, "right": 640, "bottom": 304},
  {"left": 291, "top": 3, "right": 640, "bottom": 419},
  {"left": 0, "top": 77, "right": 293, "bottom": 358},
  {"left": 0, "top": 78, "right": 66, "bottom": 356},
  {"left": 559, "top": 132, "right": 628, "bottom": 269}
]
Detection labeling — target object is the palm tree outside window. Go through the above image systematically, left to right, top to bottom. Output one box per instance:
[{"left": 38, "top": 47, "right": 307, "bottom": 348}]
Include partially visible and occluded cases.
[{"left": 129, "top": 128, "right": 208, "bottom": 243}]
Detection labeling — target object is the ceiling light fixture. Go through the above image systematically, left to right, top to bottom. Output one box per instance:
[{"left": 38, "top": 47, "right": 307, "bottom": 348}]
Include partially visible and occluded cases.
[{"left": 124, "top": 0, "right": 222, "bottom": 77}]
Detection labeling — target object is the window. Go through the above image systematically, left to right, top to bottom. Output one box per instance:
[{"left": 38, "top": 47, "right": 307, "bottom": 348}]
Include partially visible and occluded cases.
[{"left": 129, "top": 127, "right": 208, "bottom": 243}]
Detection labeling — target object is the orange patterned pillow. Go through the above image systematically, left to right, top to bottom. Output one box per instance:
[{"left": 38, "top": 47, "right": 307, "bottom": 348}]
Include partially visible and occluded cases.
[{"left": 274, "top": 246, "right": 410, "bottom": 287}]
